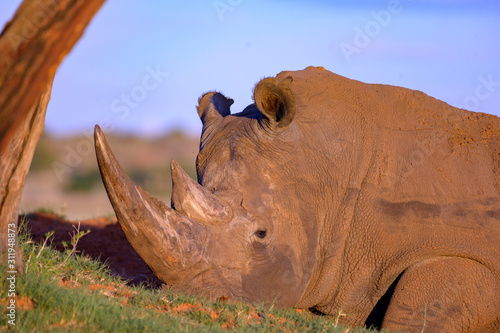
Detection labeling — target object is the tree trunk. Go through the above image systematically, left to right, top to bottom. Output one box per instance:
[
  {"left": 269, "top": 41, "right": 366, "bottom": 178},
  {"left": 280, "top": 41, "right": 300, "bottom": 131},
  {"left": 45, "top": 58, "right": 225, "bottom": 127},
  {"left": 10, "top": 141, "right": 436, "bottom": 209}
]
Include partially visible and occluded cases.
[
  {"left": 0, "top": 0, "right": 105, "bottom": 272},
  {"left": 0, "top": 78, "right": 53, "bottom": 273}
]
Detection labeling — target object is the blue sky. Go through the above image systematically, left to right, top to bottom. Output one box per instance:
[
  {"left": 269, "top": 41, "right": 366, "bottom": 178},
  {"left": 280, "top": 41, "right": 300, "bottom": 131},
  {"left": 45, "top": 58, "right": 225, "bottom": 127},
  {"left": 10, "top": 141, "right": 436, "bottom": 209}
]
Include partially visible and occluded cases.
[{"left": 1, "top": 0, "right": 499, "bottom": 137}]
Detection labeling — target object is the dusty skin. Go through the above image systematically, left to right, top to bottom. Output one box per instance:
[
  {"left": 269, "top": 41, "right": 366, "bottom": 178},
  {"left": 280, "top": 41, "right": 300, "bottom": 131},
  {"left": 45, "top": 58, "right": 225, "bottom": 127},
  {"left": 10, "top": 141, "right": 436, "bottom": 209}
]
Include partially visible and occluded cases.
[{"left": 95, "top": 67, "right": 499, "bottom": 332}]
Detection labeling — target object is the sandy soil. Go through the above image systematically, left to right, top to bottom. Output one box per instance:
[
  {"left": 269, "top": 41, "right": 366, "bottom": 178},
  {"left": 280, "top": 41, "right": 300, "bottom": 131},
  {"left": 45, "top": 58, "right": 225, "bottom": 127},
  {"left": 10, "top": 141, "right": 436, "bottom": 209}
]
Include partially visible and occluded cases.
[{"left": 20, "top": 212, "right": 163, "bottom": 288}]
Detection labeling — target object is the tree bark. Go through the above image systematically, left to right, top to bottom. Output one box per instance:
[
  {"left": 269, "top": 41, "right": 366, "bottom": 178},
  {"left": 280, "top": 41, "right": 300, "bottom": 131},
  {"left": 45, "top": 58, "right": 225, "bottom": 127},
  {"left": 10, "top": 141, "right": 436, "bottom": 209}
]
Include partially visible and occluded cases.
[
  {"left": 0, "top": 0, "right": 105, "bottom": 272},
  {"left": 0, "top": 78, "right": 53, "bottom": 273}
]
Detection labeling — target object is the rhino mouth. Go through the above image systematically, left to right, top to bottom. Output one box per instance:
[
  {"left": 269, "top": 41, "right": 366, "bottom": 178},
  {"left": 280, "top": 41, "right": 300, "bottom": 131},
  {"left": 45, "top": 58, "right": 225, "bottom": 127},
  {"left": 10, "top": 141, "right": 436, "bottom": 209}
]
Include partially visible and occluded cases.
[{"left": 94, "top": 125, "right": 232, "bottom": 285}]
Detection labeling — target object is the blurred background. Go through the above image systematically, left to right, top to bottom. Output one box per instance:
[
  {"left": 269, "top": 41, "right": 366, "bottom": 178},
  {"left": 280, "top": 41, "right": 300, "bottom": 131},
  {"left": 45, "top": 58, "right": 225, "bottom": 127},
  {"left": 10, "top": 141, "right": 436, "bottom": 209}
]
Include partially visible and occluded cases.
[{"left": 1, "top": 0, "right": 499, "bottom": 219}]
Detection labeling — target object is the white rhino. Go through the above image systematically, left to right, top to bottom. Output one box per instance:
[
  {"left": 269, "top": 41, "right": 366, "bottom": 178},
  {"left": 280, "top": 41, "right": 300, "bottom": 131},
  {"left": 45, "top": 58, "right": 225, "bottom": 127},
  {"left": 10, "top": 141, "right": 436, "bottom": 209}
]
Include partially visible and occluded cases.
[{"left": 95, "top": 67, "right": 500, "bottom": 332}]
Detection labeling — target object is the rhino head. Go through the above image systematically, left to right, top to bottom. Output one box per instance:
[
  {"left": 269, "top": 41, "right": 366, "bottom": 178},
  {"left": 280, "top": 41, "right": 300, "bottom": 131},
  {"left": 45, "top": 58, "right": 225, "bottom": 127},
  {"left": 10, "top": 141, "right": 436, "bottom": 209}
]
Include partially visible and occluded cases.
[{"left": 95, "top": 76, "right": 320, "bottom": 306}]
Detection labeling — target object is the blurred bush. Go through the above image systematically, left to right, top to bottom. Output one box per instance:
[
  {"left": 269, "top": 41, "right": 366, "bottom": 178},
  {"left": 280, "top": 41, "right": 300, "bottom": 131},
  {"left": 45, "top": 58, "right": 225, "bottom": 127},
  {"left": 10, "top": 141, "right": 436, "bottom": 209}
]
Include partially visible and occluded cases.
[
  {"left": 29, "top": 134, "right": 56, "bottom": 172},
  {"left": 64, "top": 170, "right": 102, "bottom": 192}
]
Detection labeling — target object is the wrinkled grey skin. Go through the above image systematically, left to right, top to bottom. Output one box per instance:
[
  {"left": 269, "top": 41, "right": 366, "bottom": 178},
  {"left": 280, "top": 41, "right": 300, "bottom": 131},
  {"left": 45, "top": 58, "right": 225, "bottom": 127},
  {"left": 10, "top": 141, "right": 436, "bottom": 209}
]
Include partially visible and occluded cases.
[{"left": 95, "top": 67, "right": 500, "bottom": 332}]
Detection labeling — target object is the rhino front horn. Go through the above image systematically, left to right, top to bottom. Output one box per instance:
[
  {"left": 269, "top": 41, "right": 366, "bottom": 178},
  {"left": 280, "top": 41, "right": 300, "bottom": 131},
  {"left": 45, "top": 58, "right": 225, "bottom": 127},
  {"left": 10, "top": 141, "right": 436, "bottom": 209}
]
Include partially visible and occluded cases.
[
  {"left": 94, "top": 125, "right": 209, "bottom": 284},
  {"left": 171, "top": 160, "right": 232, "bottom": 225}
]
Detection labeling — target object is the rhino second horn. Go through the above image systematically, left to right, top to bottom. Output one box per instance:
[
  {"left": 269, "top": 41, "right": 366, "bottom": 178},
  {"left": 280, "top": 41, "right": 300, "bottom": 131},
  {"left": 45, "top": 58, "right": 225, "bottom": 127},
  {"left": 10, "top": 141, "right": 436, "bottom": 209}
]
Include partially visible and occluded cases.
[
  {"left": 94, "top": 125, "right": 209, "bottom": 284},
  {"left": 171, "top": 159, "right": 232, "bottom": 225}
]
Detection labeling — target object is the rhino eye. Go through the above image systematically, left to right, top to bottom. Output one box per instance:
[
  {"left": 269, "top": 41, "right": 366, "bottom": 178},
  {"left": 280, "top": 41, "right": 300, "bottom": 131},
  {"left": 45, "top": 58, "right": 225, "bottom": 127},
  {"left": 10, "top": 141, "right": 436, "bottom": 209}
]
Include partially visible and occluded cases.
[{"left": 255, "top": 229, "right": 267, "bottom": 239}]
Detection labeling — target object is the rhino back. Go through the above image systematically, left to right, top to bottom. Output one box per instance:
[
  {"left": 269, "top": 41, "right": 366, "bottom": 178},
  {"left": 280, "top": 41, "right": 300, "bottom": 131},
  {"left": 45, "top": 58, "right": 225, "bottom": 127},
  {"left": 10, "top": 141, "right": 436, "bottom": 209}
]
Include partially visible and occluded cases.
[
  {"left": 276, "top": 66, "right": 499, "bottom": 244},
  {"left": 276, "top": 67, "right": 500, "bottom": 317}
]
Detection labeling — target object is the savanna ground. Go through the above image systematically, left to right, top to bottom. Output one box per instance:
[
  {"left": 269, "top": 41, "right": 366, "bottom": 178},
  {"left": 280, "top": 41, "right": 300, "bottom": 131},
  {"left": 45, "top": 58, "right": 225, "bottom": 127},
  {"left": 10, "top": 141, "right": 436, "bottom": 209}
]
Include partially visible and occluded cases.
[
  {"left": 20, "top": 131, "right": 200, "bottom": 220},
  {"left": 1, "top": 132, "right": 381, "bottom": 331},
  {"left": 0, "top": 211, "right": 380, "bottom": 332}
]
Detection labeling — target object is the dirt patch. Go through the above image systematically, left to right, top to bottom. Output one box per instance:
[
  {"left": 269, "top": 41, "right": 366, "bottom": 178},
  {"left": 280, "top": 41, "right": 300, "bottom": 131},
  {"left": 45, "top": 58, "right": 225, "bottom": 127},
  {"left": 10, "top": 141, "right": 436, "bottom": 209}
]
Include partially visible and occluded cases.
[
  {"left": 20, "top": 212, "right": 163, "bottom": 288},
  {"left": 0, "top": 296, "right": 35, "bottom": 311}
]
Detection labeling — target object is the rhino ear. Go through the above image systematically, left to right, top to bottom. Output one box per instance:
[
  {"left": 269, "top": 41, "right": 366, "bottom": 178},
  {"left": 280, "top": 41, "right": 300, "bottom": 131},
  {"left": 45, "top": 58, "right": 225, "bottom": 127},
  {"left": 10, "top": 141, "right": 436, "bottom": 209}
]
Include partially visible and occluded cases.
[
  {"left": 254, "top": 76, "right": 295, "bottom": 130},
  {"left": 197, "top": 92, "right": 233, "bottom": 125}
]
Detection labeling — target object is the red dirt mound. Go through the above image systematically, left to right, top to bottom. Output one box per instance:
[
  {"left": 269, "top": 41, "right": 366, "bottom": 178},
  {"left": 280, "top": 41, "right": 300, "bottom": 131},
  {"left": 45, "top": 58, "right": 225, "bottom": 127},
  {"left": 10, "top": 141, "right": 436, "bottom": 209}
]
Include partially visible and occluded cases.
[{"left": 20, "top": 212, "right": 163, "bottom": 288}]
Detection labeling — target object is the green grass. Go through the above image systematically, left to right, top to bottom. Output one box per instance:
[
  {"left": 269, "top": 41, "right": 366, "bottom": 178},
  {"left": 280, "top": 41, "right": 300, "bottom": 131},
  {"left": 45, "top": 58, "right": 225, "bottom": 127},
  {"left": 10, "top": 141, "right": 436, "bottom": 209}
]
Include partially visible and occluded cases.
[{"left": 0, "top": 218, "right": 379, "bottom": 332}]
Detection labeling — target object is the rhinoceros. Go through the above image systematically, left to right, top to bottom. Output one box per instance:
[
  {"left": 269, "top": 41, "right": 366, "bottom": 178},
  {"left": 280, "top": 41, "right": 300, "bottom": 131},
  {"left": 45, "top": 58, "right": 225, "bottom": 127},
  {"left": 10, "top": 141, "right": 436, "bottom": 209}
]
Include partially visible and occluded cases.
[{"left": 94, "top": 66, "right": 500, "bottom": 332}]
